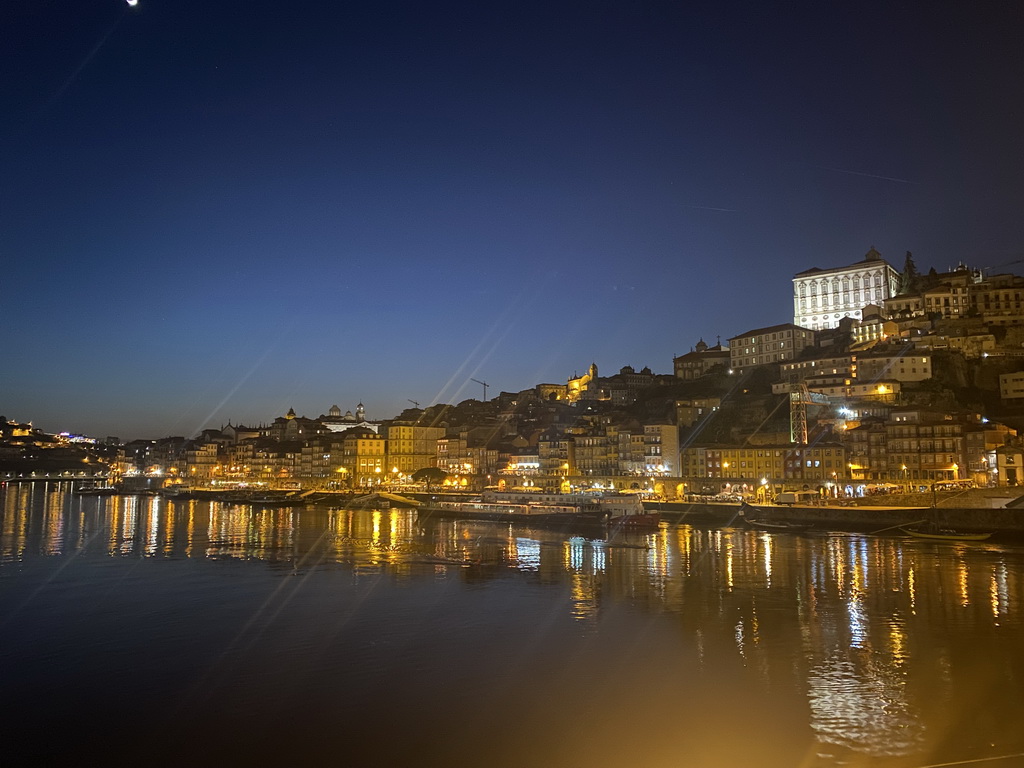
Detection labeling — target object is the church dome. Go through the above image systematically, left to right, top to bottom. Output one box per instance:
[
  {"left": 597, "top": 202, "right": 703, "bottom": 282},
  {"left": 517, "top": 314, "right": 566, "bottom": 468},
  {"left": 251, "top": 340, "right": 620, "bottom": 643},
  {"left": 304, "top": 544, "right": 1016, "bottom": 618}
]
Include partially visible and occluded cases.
[{"left": 329, "top": 405, "right": 341, "bottom": 418}]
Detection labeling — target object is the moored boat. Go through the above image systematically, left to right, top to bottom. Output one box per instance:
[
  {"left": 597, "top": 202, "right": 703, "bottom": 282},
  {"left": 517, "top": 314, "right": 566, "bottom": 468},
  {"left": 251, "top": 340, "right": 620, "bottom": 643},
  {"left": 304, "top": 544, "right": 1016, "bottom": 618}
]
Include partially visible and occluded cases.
[
  {"left": 419, "top": 489, "right": 642, "bottom": 527},
  {"left": 739, "top": 502, "right": 813, "bottom": 532},
  {"left": 610, "top": 511, "right": 661, "bottom": 528},
  {"left": 744, "top": 517, "right": 814, "bottom": 532},
  {"left": 899, "top": 527, "right": 992, "bottom": 541}
]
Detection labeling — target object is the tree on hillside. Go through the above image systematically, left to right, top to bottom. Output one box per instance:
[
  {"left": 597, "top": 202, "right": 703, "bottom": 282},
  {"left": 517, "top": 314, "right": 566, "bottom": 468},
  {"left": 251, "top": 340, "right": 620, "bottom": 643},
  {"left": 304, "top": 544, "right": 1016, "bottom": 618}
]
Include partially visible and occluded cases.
[
  {"left": 898, "top": 251, "right": 920, "bottom": 295},
  {"left": 412, "top": 467, "right": 449, "bottom": 491}
]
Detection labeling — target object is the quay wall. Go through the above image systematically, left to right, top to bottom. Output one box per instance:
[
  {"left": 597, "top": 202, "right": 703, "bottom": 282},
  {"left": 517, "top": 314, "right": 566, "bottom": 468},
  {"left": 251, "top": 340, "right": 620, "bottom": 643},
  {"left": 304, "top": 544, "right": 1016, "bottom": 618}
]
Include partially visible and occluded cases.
[{"left": 648, "top": 501, "right": 1024, "bottom": 538}]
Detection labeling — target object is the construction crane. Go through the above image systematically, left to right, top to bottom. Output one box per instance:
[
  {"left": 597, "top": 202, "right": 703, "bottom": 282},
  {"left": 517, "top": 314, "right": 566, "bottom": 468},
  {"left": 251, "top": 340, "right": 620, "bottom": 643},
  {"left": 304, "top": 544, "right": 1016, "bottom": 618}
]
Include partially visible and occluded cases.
[
  {"left": 470, "top": 378, "right": 489, "bottom": 401},
  {"left": 789, "top": 382, "right": 829, "bottom": 444},
  {"left": 408, "top": 399, "right": 420, "bottom": 409}
]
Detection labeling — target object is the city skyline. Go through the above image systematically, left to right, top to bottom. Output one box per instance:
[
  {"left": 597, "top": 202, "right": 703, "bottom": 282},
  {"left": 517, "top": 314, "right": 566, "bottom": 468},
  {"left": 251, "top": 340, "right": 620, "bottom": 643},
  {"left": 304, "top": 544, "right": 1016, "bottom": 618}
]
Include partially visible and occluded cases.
[{"left": 4, "top": 1, "right": 1023, "bottom": 439}]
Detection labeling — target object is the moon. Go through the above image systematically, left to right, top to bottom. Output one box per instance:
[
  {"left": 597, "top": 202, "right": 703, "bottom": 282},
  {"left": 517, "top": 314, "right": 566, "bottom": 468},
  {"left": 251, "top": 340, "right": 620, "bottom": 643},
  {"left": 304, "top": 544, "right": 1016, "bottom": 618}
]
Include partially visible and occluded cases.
[{"left": 127, "top": 0, "right": 138, "bottom": 5}]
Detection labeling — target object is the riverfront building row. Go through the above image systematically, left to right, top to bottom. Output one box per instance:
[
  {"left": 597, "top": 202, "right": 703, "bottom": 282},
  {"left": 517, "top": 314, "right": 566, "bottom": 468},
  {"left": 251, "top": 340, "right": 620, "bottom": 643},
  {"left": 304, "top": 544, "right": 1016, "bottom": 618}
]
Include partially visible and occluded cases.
[{"left": 7, "top": 247, "right": 1024, "bottom": 498}]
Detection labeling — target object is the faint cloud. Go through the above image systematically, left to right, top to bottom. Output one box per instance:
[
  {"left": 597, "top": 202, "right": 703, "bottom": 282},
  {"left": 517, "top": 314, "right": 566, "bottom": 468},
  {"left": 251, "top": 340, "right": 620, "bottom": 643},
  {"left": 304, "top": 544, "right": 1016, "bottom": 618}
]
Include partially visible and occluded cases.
[
  {"left": 818, "top": 166, "right": 917, "bottom": 184},
  {"left": 681, "top": 204, "right": 737, "bottom": 212}
]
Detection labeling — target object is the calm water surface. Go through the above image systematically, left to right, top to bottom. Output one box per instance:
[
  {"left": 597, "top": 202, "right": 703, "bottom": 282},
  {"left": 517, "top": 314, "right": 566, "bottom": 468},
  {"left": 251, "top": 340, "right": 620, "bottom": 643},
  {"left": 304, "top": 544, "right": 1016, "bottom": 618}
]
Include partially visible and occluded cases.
[{"left": 2, "top": 481, "right": 1024, "bottom": 768}]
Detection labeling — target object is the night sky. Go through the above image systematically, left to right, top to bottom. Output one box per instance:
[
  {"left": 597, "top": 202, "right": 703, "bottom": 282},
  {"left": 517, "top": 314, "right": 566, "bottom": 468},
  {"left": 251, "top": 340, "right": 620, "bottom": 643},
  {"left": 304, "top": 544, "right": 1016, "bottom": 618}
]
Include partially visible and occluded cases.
[{"left": 3, "top": 1, "right": 1023, "bottom": 440}]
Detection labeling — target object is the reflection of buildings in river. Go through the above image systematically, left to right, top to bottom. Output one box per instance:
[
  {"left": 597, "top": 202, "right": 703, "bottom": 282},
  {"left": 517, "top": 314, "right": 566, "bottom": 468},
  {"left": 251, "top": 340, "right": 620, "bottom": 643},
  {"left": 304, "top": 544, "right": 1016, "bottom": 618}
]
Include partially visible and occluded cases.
[
  {"left": 2, "top": 482, "right": 85, "bottom": 561},
  {"left": 2, "top": 483, "right": 32, "bottom": 562},
  {"left": 43, "top": 484, "right": 69, "bottom": 556},
  {"left": 5, "top": 488, "right": 1024, "bottom": 629},
  {"left": 109, "top": 495, "right": 140, "bottom": 555},
  {"left": 205, "top": 503, "right": 299, "bottom": 561},
  {"left": 323, "top": 507, "right": 421, "bottom": 570},
  {"left": 656, "top": 526, "right": 1024, "bottom": 761},
  {"left": 517, "top": 537, "right": 542, "bottom": 571},
  {"left": 796, "top": 537, "right": 1024, "bottom": 759},
  {"left": 799, "top": 539, "right": 922, "bottom": 757},
  {"left": 993, "top": 560, "right": 1011, "bottom": 619},
  {"left": 807, "top": 646, "right": 924, "bottom": 757}
]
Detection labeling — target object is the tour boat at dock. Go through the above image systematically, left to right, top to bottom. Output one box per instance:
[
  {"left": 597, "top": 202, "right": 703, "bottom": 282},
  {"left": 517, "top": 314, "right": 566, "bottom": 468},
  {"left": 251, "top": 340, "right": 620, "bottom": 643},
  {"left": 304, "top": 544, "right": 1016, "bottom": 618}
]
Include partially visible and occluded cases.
[{"left": 73, "top": 481, "right": 118, "bottom": 496}]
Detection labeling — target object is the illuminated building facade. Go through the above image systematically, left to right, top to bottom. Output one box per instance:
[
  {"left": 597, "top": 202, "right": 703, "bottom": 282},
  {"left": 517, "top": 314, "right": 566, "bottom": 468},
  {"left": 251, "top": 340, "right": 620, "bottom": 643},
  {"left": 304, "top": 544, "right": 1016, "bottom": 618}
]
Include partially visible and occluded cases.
[
  {"left": 793, "top": 246, "right": 900, "bottom": 330},
  {"left": 566, "top": 363, "right": 598, "bottom": 402},
  {"left": 319, "top": 403, "right": 381, "bottom": 434},
  {"left": 884, "top": 409, "right": 966, "bottom": 482},
  {"left": 642, "top": 423, "right": 679, "bottom": 475},
  {"left": 385, "top": 424, "right": 446, "bottom": 475},
  {"left": 339, "top": 426, "right": 385, "bottom": 487},
  {"left": 538, "top": 428, "right": 575, "bottom": 481},
  {"left": 683, "top": 444, "right": 846, "bottom": 483}
]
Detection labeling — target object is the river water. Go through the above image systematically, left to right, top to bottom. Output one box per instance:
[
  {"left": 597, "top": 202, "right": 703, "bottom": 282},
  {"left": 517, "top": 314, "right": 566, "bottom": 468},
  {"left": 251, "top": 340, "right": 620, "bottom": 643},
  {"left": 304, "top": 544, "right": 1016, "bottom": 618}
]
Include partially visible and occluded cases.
[{"left": 2, "top": 482, "right": 1023, "bottom": 768}]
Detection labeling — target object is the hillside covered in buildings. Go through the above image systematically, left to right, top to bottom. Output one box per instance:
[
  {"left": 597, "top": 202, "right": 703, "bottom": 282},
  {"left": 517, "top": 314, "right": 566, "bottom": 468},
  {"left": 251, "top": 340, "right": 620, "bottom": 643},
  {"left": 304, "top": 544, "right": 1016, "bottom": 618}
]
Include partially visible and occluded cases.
[{"left": 6, "top": 247, "right": 1024, "bottom": 500}]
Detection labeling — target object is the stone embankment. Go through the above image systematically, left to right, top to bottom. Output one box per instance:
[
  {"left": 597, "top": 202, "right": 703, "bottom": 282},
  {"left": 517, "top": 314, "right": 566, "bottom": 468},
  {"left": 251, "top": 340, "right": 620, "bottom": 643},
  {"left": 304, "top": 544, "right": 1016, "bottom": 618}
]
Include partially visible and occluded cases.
[{"left": 648, "top": 495, "right": 1024, "bottom": 540}]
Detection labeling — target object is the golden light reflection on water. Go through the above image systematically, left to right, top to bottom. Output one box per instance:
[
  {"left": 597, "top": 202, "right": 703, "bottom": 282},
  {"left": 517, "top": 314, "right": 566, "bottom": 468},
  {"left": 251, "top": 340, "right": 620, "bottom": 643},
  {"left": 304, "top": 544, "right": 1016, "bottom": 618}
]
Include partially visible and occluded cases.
[
  {"left": 2, "top": 485, "right": 28, "bottom": 561},
  {"left": 4, "top": 486, "right": 1024, "bottom": 766},
  {"left": 724, "top": 533, "right": 734, "bottom": 589},
  {"left": 957, "top": 552, "right": 970, "bottom": 607},
  {"left": 992, "top": 560, "right": 1010, "bottom": 620},
  {"left": 909, "top": 566, "right": 917, "bottom": 612},
  {"left": 570, "top": 572, "right": 598, "bottom": 624}
]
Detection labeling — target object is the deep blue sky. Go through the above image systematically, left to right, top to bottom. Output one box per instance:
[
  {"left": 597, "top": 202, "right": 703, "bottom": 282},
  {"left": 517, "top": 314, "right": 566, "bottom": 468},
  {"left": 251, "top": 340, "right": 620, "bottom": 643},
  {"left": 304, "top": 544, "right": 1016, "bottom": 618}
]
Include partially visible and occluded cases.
[{"left": 3, "top": 1, "right": 1023, "bottom": 439}]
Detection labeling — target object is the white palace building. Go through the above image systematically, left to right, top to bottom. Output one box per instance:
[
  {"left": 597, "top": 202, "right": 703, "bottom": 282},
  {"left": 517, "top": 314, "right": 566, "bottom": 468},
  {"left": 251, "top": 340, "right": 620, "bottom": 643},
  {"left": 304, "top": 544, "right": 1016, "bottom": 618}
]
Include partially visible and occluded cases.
[{"left": 793, "top": 246, "right": 901, "bottom": 330}]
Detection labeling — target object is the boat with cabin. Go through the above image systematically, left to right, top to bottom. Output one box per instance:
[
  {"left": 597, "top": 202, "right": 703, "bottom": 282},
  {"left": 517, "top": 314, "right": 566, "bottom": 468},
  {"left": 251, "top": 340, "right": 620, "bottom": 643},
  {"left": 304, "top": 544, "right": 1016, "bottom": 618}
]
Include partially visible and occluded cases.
[{"left": 73, "top": 481, "right": 118, "bottom": 496}]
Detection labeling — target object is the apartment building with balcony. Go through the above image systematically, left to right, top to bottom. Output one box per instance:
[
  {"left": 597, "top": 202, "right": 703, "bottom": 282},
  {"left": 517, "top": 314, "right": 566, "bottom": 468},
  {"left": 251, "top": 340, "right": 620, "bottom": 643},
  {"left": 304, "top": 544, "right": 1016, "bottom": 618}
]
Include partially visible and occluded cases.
[
  {"left": 884, "top": 409, "right": 967, "bottom": 483},
  {"left": 642, "top": 424, "right": 679, "bottom": 475}
]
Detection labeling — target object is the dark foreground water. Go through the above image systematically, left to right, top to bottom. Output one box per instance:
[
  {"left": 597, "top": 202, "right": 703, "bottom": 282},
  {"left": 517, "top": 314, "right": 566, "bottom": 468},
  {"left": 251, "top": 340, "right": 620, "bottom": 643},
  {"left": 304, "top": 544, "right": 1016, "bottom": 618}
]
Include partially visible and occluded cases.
[{"left": 2, "top": 482, "right": 1024, "bottom": 768}]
